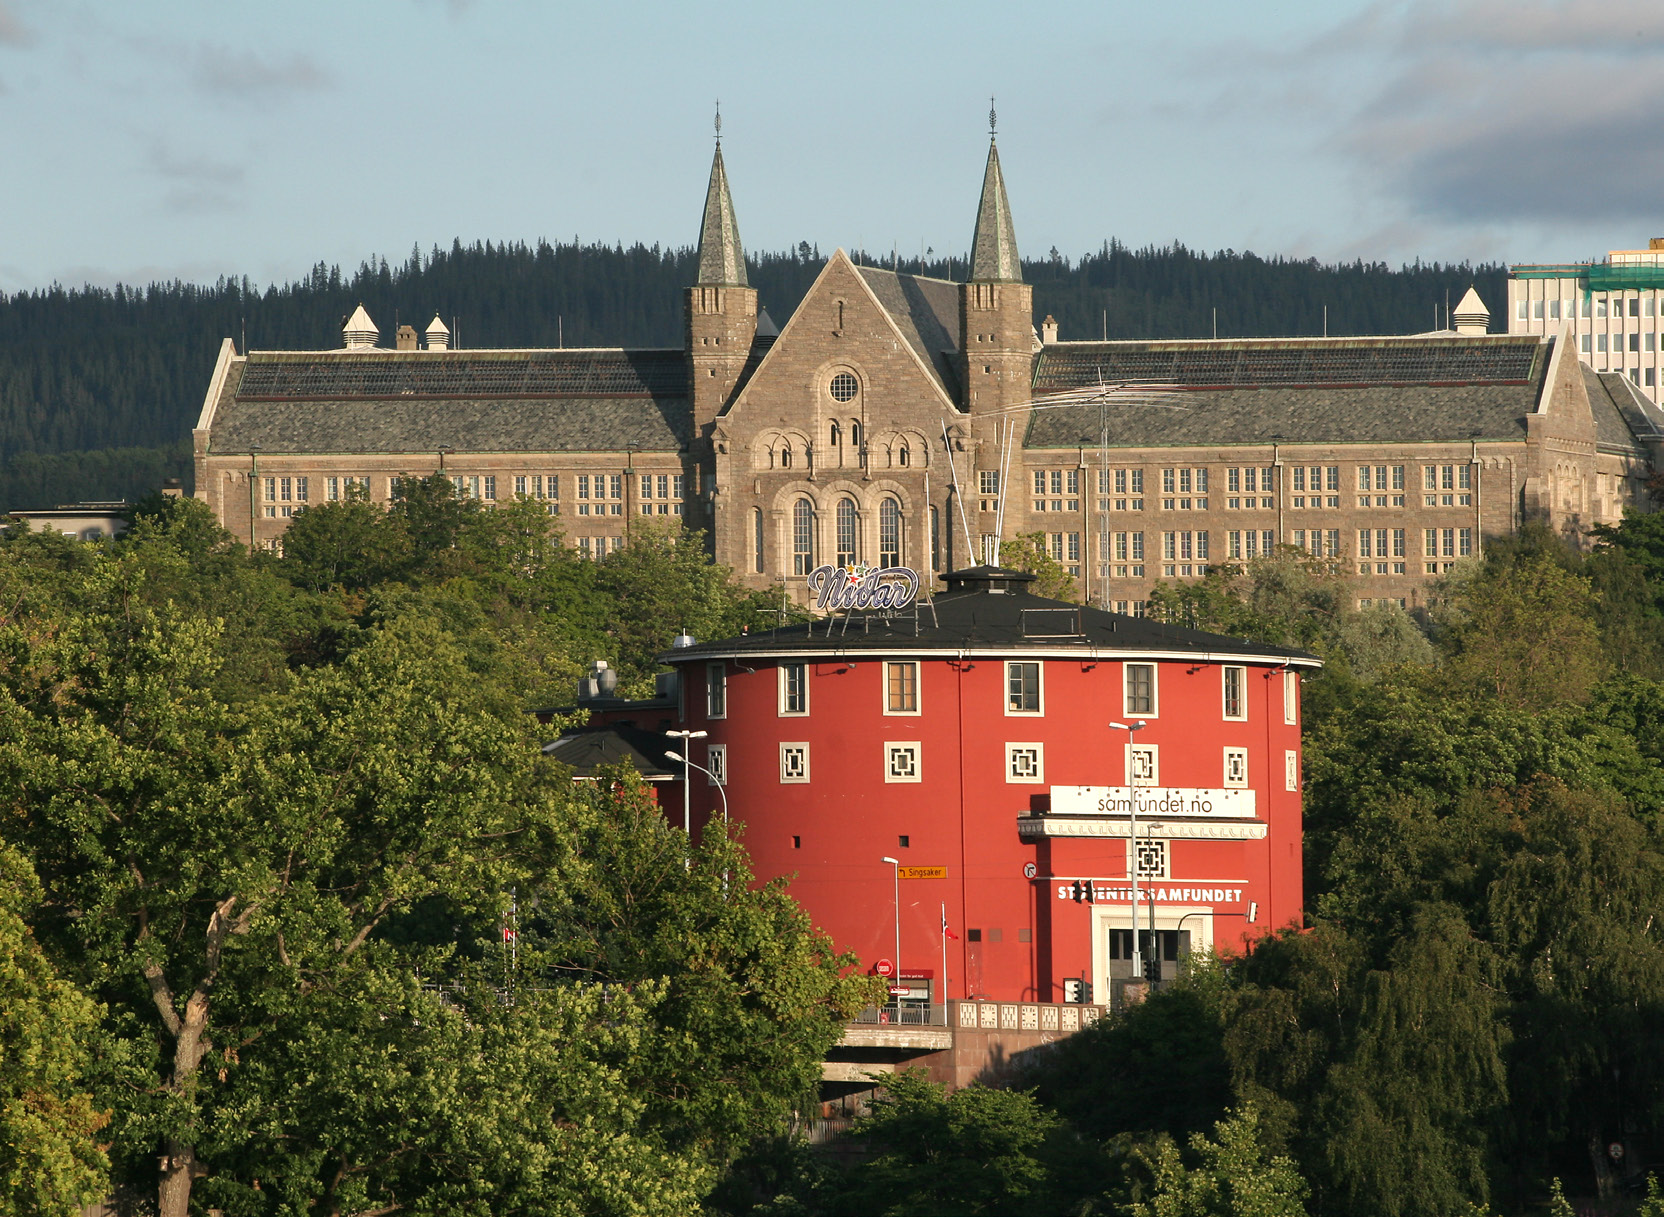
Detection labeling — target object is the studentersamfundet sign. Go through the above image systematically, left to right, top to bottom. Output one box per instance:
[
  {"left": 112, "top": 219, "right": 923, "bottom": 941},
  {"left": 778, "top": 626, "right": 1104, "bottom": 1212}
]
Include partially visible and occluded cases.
[{"left": 1048, "top": 786, "right": 1257, "bottom": 819}]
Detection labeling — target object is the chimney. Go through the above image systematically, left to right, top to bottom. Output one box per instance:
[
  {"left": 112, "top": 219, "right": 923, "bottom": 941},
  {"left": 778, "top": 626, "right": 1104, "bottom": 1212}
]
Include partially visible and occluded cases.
[
  {"left": 1651, "top": 237, "right": 1664, "bottom": 251},
  {"left": 342, "top": 304, "right": 378, "bottom": 349},
  {"left": 425, "top": 314, "right": 451, "bottom": 351},
  {"left": 1041, "top": 315, "right": 1059, "bottom": 345},
  {"left": 396, "top": 325, "right": 418, "bottom": 351},
  {"left": 161, "top": 478, "right": 183, "bottom": 499}
]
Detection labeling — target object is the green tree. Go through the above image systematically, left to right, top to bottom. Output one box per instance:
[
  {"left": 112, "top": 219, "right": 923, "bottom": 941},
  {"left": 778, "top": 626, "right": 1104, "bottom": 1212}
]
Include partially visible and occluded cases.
[
  {"left": 277, "top": 490, "right": 408, "bottom": 591},
  {"left": 591, "top": 523, "right": 786, "bottom": 692},
  {"left": 999, "top": 532, "right": 1078, "bottom": 602},
  {"left": 1439, "top": 554, "right": 1603, "bottom": 708},
  {"left": 0, "top": 576, "right": 556, "bottom": 1215},
  {"left": 529, "top": 768, "right": 875, "bottom": 1162},
  {"left": 0, "top": 842, "right": 109, "bottom": 1215},
  {"left": 832, "top": 1070, "right": 1096, "bottom": 1216},
  {"left": 1121, "top": 1106, "right": 1308, "bottom": 1217}
]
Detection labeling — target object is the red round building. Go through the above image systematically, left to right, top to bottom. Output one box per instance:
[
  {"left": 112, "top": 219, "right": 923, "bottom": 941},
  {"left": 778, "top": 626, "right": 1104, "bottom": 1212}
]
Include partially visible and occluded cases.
[{"left": 573, "top": 566, "right": 1318, "bottom": 1010}]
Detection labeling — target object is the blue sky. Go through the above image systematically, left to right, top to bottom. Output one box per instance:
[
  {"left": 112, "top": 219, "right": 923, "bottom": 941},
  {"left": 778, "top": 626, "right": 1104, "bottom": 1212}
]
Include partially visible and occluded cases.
[{"left": 3, "top": 0, "right": 1662, "bottom": 294}]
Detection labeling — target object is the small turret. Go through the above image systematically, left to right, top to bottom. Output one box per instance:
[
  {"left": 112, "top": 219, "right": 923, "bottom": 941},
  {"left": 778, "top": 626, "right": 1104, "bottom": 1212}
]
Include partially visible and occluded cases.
[
  {"left": 342, "top": 304, "right": 378, "bottom": 349},
  {"left": 425, "top": 314, "right": 450, "bottom": 351}
]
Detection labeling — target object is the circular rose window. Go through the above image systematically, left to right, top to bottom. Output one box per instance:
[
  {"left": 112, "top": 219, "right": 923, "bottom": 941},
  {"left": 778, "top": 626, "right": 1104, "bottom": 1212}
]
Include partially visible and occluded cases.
[{"left": 829, "top": 372, "right": 859, "bottom": 402}]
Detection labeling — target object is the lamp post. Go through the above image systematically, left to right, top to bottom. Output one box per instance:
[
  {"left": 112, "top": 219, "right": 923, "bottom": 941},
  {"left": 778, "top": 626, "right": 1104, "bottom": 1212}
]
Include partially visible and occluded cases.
[
  {"left": 1108, "top": 720, "right": 1148, "bottom": 982},
  {"left": 664, "top": 729, "right": 708, "bottom": 838},
  {"left": 881, "top": 856, "right": 901, "bottom": 997}
]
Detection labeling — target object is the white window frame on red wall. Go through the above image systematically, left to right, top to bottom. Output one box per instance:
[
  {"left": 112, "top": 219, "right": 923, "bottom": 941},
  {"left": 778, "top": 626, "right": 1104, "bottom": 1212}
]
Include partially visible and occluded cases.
[
  {"left": 883, "top": 661, "right": 922, "bottom": 715},
  {"left": 1123, "top": 662, "right": 1159, "bottom": 718},
  {"left": 778, "top": 663, "right": 809, "bottom": 716},
  {"left": 1222, "top": 665, "right": 1247, "bottom": 721},
  {"left": 885, "top": 741, "right": 922, "bottom": 783},
  {"left": 780, "top": 743, "right": 809, "bottom": 784},
  {"left": 1005, "top": 743, "right": 1044, "bottom": 784},
  {"left": 1127, "top": 743, "right": 1159, "bottom": 786},
  {"left": 706, "top": 744, "right": 727, "bottom": 787},
  {"left": 1223, "top": 746, "right": 1248, "bottom": 788}
]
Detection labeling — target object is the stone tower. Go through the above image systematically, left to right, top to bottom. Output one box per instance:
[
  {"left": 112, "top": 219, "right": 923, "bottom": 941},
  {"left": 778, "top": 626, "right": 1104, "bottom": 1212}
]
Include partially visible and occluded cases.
[
  {"left": 959, "top": 128, "right": 1035, "bottom": 561},
  {"left": 686, "top": 137, "right": 758, "bottom": 437}
]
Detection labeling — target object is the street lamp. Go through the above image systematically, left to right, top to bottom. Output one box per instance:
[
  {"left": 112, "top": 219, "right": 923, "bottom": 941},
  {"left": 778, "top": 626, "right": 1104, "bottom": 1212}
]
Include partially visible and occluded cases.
[
  {"left": 1108, "top": 720, "right": 1148, "bottom": 983},
  {"left": 664, "top": 729, "right": 709, "bottom": 837},
  {"left": 881, "top": 856, "right": 901, "bottom": 999}
]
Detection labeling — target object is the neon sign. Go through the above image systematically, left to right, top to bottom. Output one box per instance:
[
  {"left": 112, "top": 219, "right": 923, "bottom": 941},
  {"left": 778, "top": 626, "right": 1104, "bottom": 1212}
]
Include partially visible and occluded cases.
[{"left": 806, "top": 564, "right": 920, "bottom": 611}]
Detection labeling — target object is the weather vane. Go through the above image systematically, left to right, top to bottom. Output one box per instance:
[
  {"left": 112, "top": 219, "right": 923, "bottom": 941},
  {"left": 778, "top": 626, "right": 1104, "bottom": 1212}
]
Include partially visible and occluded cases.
[
  {"left": 988, "top": 96, "right": 997, "bottom": 138},
  {"left": 715, "top": 100, "right": 722, "bottom": 145}
]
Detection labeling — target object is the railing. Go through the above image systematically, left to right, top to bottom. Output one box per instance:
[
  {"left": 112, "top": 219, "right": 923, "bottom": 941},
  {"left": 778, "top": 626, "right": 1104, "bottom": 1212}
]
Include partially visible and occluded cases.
[{"left": 850, "top": 1001, "right": 948, "bottom": 1027}]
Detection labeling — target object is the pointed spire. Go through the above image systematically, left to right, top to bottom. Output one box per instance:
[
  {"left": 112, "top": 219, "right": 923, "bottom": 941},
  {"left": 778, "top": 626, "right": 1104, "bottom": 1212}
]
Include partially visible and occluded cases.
[
  {"left": 696, "top": 112, "right": 748, "bottom": 287},
  {"left": 969, "top": 131, "right": 1021, "bottom": 283}
]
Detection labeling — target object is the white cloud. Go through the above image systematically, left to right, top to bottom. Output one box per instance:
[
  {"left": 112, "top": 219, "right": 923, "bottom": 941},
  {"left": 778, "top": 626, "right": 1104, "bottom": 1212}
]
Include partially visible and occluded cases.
[{"left": 189, "top": 45, "right": 330, "bottom": 99}]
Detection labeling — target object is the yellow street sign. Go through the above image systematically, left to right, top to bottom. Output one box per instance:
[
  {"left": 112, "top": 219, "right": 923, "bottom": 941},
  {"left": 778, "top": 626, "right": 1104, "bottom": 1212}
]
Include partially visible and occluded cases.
[{"left": 897, "top": 866, "right": 948, "bottom": 880}]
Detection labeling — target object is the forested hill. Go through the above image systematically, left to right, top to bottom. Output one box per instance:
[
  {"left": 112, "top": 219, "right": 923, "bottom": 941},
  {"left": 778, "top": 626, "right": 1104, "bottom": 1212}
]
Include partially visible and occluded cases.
[{"left": 0, "top": 240, "right": 1504, "bottom": 510}]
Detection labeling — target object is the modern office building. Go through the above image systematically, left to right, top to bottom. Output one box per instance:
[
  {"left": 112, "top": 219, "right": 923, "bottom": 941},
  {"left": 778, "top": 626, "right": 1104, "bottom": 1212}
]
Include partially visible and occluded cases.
[{"left": 1509, "top": 239, "right": 1664, "bottom": 404}]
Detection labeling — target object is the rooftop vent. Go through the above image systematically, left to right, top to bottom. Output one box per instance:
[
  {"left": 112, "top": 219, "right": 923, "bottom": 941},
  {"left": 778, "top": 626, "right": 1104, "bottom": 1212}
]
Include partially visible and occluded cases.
[
  {"left": 1452, "top": 286, "right": 1490, "bottom": 336},
  {"left": 342, "top": 304, "right": 378, "bottom": 349},
  {"left": 425, "top": 314, "right": 450, "bottom": 350},
  {"left": 396, "top": 324, "right": 418, "bottom": 351},
  {"left": 942, "top": 566, "right": 1038, "bottom": 595},
  {"left": 1021, "top": 607, "right": 1082, "bottom": 637},
  {"left": 671, "top": 630, "right": 697, "bottom": 649},
  {"left": 576, "top": 658, "right": 618, "bottom": 703}
]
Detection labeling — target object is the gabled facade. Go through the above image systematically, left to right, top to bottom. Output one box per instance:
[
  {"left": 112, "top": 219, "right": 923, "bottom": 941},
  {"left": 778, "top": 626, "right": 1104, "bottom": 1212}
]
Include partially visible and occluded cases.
[{"left": 193, "top": 132, "right": 1663, "bottom": 606}]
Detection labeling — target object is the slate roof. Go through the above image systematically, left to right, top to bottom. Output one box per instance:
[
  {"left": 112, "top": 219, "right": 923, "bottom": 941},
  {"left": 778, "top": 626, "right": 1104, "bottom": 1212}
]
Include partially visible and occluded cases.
[
  {"left": 969, "top": 140, "right": 1021, "bottom": 283},
  {"left": 696, "top": 145, "right": 747, "bottom": 287},
  {"left": 856, "top": 266, "right": 961, "bottom": 398},
  {"left": 1026, "top": 336, "right": 1553, "bottom": 450},
  {"left": 206, "top": 349, "right": 690, "bottom": 455},
  {"left": 1583, "top": 368, "right": 1664, "bottom": 455},
  {"left": 662, "top": 567, "right": 1320, "bottom": 665},
  {"left": 542, "top": 723, "right": 679, "bottom": 779}
]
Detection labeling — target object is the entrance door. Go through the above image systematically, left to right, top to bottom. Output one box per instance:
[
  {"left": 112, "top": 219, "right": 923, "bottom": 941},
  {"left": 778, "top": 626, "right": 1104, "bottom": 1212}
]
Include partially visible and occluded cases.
[{"left": 1091, "top": 905, "right": 1215, "bottom": 1002}]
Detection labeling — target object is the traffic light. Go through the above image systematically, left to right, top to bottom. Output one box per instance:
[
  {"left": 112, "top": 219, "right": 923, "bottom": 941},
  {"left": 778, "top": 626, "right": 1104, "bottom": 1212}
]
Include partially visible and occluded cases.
[
  {"left": 1083, "top": 879, "right": 1096, "bottom": 904},
  {"left": 1071, "top": 880, "right": 1084, "bottom": 903},
  {"left": 1146, "top": 954, "right": 1162, "bottom": 982},
  {"left": 1079, "top": 979, "right": 1093, "bottom": 1004}
]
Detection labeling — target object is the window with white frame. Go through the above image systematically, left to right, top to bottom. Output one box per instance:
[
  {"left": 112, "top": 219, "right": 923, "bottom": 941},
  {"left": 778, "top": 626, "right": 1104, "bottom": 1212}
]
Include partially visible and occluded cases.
[
  {"left": 885, "top": 661, "right": 920, "bottom": 714},
  {"left": 1006, "top": 661, "right": 1042, "bottom": 714},
  {"left": 779, "top": 662, "right": 808, "bottom": 715},
  {"left": 706, "top": 663, "right": 726, "bottom": 719},
  {"left": 1124, "top": 663, "right": 1156, "bottom": 716},
  {"left": 1222, "top": 666, "right": 1247, "bottom": 720},
  {"left": 1283, "top": 670, "right": 1298, "bottom": 725},
  {"left": 885, "top": 742, "right": 921, "bottom": 783},
  {"left": 706, "top": 743, "right": 727, "bottom": 787},
  {"left": 780, "top": 743, "right": 809, "bottom": 784},
  {"left": 1006, "top": 743, "right": 1044, "bottom": 783},
  {"left": 1128, "top": 743, "right": 1159, "bottom": 786},
  {"left": 1224, "top": 746, "right": 1248, "bottom": 788},
  {"left": 1285, "top": 750, "right": 1299, "bottom": 792},
  {"left": 1131, "top": 837, "right": 1168, "bottom": 880}
]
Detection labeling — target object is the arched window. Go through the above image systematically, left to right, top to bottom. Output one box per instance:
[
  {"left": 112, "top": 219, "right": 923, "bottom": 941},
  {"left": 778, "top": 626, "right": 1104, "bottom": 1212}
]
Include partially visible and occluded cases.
[
  {"left": 830, "top": 421, "right": 841, "bottom": 447},
  {"left": 851, "top": 421, "right": 862, "bottom": 448},
  {"left": 898, "top": 444, "right": 910, "bottom": 468},
  {"left": 780, "top": 445, "right": 792, "bottom": 469},
  {"left": 836, "top": 497, "right": 859, "bottom": 567},
  {"left": 879, "top": 497, "right": 902, "bottom": 568},
  {"left": 792, "top": 499, "right": 815, "bottom": 575},
  {"left": 930, "top": 505, "right": 941, "bottom": 571},
  {"left": 753, "top": 508, "right": 765, "bottom": 574}
]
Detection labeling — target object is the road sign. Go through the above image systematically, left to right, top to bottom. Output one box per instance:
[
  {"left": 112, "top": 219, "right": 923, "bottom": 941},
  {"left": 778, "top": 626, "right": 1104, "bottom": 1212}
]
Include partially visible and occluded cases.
[
  {"left": 897, "top": 865, "right": 947, "bottom": 880},
  {"left": 874, "top": 958, "right": 895, "bottom": 977}
]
